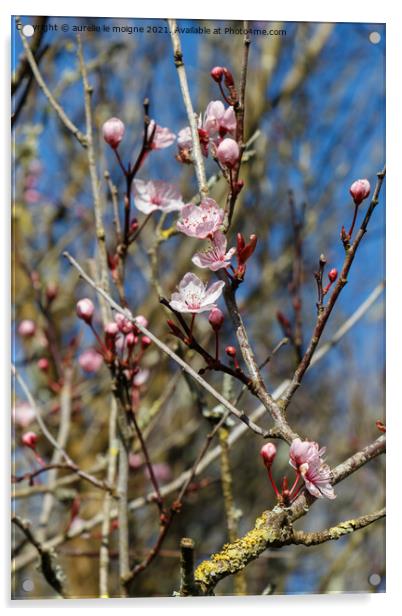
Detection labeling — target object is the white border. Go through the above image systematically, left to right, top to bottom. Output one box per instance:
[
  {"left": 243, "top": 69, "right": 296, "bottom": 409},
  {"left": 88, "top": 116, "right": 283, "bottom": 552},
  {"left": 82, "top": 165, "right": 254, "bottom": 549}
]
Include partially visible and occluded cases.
[{"left": 2, "top": 1, "right": 402, "bottom": 614}]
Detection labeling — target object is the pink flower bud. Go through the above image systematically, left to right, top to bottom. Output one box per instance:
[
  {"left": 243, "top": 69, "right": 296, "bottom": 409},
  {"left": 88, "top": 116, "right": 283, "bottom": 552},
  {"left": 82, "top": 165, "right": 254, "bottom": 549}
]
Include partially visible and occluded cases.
[
  {"left": 210, "top": 66, "right": 224, "bottom": 82},
  {"left": 102, "top": 117, "right": 125, "bottom": 149},
  {"left": 216, "top": 138, "right": 240, "bottom": 169},
  {"left": 349, "top": 179, "right": 371, "bottom": 205},
  {"left": 328, "top": 268, "right": 338, "bottom": 283},
  {"left": 46, "top": 283, "right": 58, "bottom": 303},
  {"left": 76, "top": 298, "right": 95, "bottom": 324},
  {"left": 208, "top": 308, "right": 225, "bottom": 332},
  {"left": 115, "top": 313, "right": 133, "bottom": 334},
  {"left": 135, "top": 315, "right": 149, "bottom": 328},
  {"left": 18, "top": 319, "right": 36, "bottom": 338},
  {"left": 104, "top": 322, "right": 119, "bottom": 352},
  {"left": 105, "top": 322, "right": 119, "bottom": 336},
  {"left": 126, "top": 332, "right": 138, "bottom": 348},
  {"left": 141, "top": 336, "right": 152, "bottom": 349},
  {"left": 225, "top": 345, "right": 237, "bottom": 358},
  {"left": 78, "top": 348, "right": 103, "bottom": 373},
  {"left": 37, "top": 358, "right": 49, "bottom": 372},
  {"left": 22, "top": 431, "right": 38, "bottom": 449},
  {"left": 260, "top": 442, "right": 277, "bottom": 467}
]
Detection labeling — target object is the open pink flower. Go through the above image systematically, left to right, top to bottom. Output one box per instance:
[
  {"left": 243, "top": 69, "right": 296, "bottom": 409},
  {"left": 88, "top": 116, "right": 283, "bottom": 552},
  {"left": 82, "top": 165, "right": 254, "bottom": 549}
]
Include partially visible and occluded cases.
[
  {"left": 203, "top": 101, "right": 236, "bottom": 139},
  {"left": 148, "top": 121, "right": 176, "bottom": 149},
  {"left": 133, "top": 180, "right": 184, "bottom": 214},
  {"left": 176, "top": 198, "right": 224, "bottom": 239},
  {"left": 192, "top": 231, "right": 235, "bottom": 271},
  {"left": 169, "top": 272, "right": 225, "bottom": 314},
  {"left": 78, "top": 349, "right": 103, "bottom": 373},
  {"left": 289, "top": 438, "right": 325, "bottom": 471},
  {"left": 299, "top": 458, "right": 336, "bottom": 500}
]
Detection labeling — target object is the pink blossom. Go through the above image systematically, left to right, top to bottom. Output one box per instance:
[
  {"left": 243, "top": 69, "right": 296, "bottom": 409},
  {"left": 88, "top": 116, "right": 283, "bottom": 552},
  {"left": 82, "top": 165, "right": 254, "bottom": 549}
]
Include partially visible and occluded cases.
[
  {"left": 203, "top": 101, "right": 236, "bottom": 139},
  {"left": 102, "top": 117, "right": 125, "bottom": 149},
  {"left": 148, "top": 121, "right": 176, "bottom": 149},
  {"left": 177, "top": 126, "right": 193, "bottom": 150},
  {"left": 216, "top": 138, "right": 240, "bottom": 169},
  {"left": 349, "top": 179, "right": 371, "bottom": 205},
  {"left": 133, "top": 180, "right": 184, "bottom": 214},
  {"left": 176, "top": 198, "right": 224, "bottom": 239},
  {"left": 192, "top": 231, "right": 235, "bottom": 271},
  {"left": 170, "top": 272, "right": 225, "bottom": 314},
  {"left": 76, "top": 299, "right": 95, "bottom": 324},
  {"left": 18, "top": 319, "right": 36, "bottom": 338},
  {"left": 78, "top": 349, "right": 103, "bottom": 373},
  {"left": 13, "top": 402, "right": 36, "bottom": 428},
  {"left": 289, "top": 438, "right": 325, "bottom": 471},
  {"left": 299, "top": 458, "right": 336, "bottom": 500}
]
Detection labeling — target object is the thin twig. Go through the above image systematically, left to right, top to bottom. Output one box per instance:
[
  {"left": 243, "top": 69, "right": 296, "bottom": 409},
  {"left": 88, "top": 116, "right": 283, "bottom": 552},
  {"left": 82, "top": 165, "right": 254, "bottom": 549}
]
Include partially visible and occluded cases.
[
  {"left": 16, "top": 18, "right": 87, "bottom": 147},
  {"left": 168, "top": 20, "right": 208, "bottom": 197},
  {"left": 281, "top": 165, "right": 386, "bottom": 408},
  {"left": 63, "top": 251, "right": 269, "bottom": 438},
  {"left": 12, "top": 282, "right": 383, "bottom": 572},
  {"left": 12, "top": 515, "right": 66, "bottom": 597}
]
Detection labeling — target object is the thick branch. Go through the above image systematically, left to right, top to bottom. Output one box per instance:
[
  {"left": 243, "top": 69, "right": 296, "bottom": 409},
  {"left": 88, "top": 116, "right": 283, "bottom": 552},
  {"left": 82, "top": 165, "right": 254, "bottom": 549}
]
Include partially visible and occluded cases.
[
  {"left": 168, "top": 20, "right": 208, "bottom": 196},
  {"left": 194, "top": 435, "right": 385, "bottom": 593},
  {"left": 292, "top": 508, "right": 385, "bottom": 546}
]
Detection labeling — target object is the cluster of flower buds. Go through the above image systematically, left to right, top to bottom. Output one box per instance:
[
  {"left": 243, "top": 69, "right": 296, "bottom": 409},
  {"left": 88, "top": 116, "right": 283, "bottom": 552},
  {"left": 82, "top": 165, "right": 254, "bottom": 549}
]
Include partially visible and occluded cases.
[
  {"left": 210, "top": 66, "right": 238, "bottom": 106},
  {"left": 177, "top": 99, "right": 236, "bottom": 164},
  {"left": 76, "top": 299, "right": 151, "bottom": 411},
  {"left": 260, "top": 438, "right": 336, "bottom": 505}
]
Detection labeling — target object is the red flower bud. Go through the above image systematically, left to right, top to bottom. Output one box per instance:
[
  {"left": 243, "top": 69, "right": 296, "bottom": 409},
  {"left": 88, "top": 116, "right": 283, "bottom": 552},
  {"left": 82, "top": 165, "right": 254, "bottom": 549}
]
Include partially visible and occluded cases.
[
  {"left": 210, "top": 66, "right": 224, "bottom": 82},
  {"left": 222, "top": 67, "right": 234, "bottom": 87},
  {"left": 328, "top": 268, "right": 338, "bottom": 283},
  {"left": 208, "top": 308, "right": 225, "bottom": 332},
  {"left": 166, "top": 320, "right": 185, "bottom": 341},
  {"left": 141, "top": 336, "right": 152, "bottom": 349},
  {"left": 225, "top": 345, "right": 237, "bottom": 358},
  {"left": 37, "top": 358, "right": 49, "bottom": 372},
  {"left": 22, "top": 431, "right": 38, "bottom": 449}
]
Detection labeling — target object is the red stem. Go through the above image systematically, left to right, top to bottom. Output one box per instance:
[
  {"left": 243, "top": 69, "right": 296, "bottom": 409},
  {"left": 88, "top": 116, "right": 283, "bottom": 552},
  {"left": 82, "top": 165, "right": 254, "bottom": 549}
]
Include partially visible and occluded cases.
[
  {"left": 348, "top": 203, "right": 359, "bottom": 238},
  {"left": 267, "top": 466, "right": 280, "bottom": 498}
]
